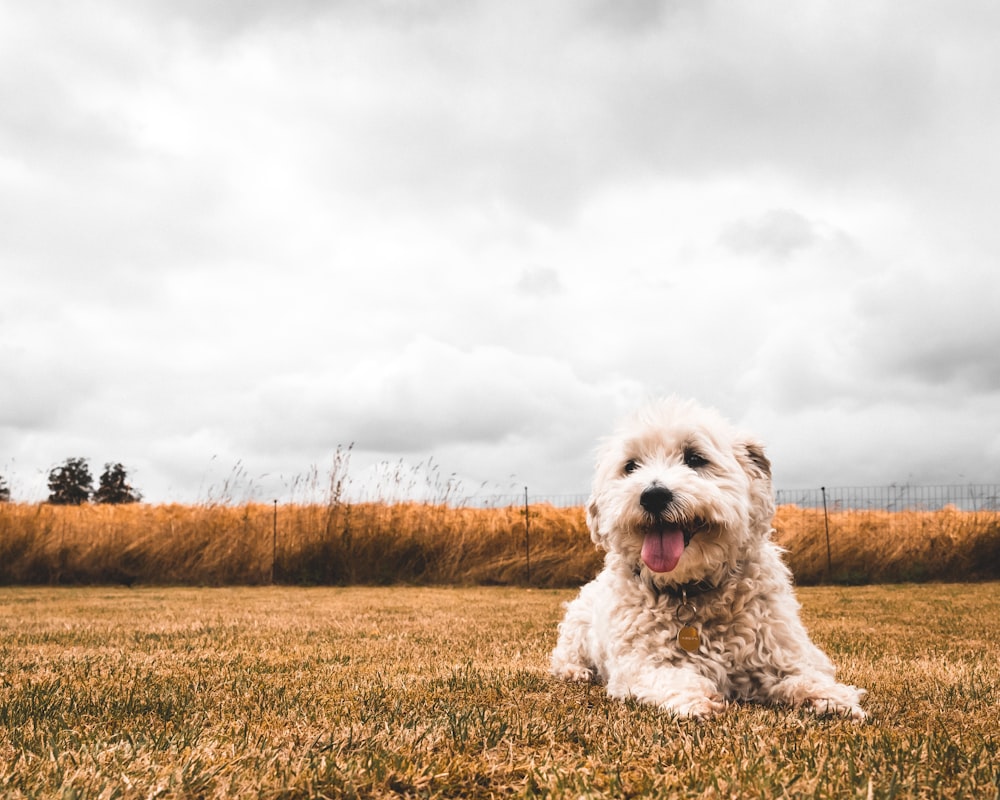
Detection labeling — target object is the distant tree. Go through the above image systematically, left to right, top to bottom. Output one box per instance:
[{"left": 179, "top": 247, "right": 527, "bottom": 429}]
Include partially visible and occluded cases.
[
  {"left": 47, "top": 457, "right": 94, "bottom": 505},
  {"left": 94, "top": 462, "right": 142, "bottom": 504},
  {"left": 0, "top": 473, "right": 10, "bottom": 502}
]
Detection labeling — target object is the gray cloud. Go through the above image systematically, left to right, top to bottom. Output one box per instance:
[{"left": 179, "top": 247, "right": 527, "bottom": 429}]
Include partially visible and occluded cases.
[
  {"left": 720, "top": 209, "right": 822, "bottom": 261},
  {"left": 516, "top": 267, "right": 564, "bottom": 297},
  {"left": 855, "top": 271, "right": 1000, "bottom": 393}
]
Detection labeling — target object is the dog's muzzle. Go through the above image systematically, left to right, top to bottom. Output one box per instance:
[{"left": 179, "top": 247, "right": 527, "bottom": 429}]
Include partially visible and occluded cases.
[{"left": 637, "top": 484, "right": 708, "bottom": 573}]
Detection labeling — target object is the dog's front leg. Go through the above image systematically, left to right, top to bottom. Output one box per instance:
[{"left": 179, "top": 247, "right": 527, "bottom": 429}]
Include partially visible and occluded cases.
[
  {"left": 550, "top": 593, "right": 602, "bottom": 684},
  {"left": 606, "top": 658, "right": 725, "bottom": 719}
]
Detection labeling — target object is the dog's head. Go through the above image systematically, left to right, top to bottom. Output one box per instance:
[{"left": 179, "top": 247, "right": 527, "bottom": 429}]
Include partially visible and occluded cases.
[{"left": 586, "top": 397, "right": 774, "bottom": 586}]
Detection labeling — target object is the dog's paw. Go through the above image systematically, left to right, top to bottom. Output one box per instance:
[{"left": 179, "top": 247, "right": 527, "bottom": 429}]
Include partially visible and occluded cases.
[
  {"left": 550, "top": 662, "right": 596, "bottom": 684},
  {"left": 771, "top": 675, "right": 867, "bottom": 722},
  {"left": 805, "top": 685, "right": 868, "bottom": 722},
  {"left": 660, "top": 691, "right": 726, "bottom": 720},
  {"left": 807, "top": 696, "right": 867, "bottom": 722}
]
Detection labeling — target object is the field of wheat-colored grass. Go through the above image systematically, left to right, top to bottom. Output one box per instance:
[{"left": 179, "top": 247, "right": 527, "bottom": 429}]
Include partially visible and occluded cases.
[
  {"left": 0, "top": 500, "right": 997, "bottom": 586},
  {"left": 0, "top": 501, "right": 597, "bottom": 587},
  {"left": 773, "top": 505, "right": 1000, "bottom": 584},
  {"left": 1, "top": 583, "right": 997, "bottom": 798}
]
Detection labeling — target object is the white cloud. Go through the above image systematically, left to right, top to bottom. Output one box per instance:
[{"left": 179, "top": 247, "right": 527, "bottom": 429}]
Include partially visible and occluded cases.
[{"left": 248, "top": 338, "right": 641, "bottom": 454}]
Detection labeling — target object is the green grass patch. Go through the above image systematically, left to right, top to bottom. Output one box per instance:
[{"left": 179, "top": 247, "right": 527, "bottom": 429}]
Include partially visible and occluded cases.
[{"left": 1, "top": 584, "right": 998, "bottom": 798}]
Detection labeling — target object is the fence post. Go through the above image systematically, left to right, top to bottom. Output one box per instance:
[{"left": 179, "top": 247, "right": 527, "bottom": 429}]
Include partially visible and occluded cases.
[
  {"left": 524, "top": 486, "right": 531, "bottom": 585},
  {"left": 821, "top": 486, "right": 832, "bottom": 581},
  {"left": 271, "top": 499, "right": 277, "bottom": 585}
]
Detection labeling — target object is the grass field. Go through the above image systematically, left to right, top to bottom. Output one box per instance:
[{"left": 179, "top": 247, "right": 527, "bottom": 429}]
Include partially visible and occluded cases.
[{"left": 1, "top": 584, "right": 998, "bottom": 799}]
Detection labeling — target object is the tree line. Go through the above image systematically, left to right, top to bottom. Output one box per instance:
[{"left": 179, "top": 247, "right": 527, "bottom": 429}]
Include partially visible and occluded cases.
[{"left": 0, "top": 458, "right": 141, "bottom": 504}]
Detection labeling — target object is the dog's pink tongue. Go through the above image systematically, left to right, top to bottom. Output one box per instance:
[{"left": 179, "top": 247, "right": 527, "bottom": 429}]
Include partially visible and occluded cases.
[{"left": 641, "top": 526, "right": 685, "bottom": 573}]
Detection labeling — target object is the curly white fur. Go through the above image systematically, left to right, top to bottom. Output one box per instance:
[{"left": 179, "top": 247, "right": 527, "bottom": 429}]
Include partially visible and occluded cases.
[{"left": 551, "top": 398, "right": 866, "bottom": 721}]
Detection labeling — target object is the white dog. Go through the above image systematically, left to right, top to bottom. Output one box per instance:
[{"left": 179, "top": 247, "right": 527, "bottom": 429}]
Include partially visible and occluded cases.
[{"left": 551, "top": 398, "right": 866, "bottom": 720}]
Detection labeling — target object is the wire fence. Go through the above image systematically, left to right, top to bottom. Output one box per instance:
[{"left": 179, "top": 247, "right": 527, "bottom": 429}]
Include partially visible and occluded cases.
[
  {"left": 490, "top": 482, "right": 1000, "bottom": 584},
  {"left": 465, "top": 484, "right": 1000, "bottom": 512},
  {"left": 774, "top": 484, "right": 1000, "bottom": 513},
  {"left": 463, "top": 493, "right": 589, "bottom": 509}
]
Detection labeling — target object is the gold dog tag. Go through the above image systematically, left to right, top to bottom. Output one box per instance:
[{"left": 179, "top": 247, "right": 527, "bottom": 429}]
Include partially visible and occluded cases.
[{"left": 677, "top": 625, "right": 700, "bottom": 652}]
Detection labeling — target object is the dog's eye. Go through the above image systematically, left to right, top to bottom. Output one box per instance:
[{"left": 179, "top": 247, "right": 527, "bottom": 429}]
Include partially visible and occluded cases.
[
  {"left": 683, "top": 449, "right": 709, "bottom": 470},
  {"left": 623, "top": 459, "right": 639, "bottom": 476}
]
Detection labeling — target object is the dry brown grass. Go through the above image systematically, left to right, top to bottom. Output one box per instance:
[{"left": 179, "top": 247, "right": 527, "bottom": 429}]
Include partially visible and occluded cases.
[
  {"left": 0, "top": 500, "right": 997, "bottom": 586},
  {"left": 1, "top": 583, "right": 998, "bottom": 798}
]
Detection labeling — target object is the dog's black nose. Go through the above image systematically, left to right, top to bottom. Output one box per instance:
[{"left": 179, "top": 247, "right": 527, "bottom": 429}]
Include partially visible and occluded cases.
[{"left": 640, "top": 485, "right": 674, "bottom": 515}]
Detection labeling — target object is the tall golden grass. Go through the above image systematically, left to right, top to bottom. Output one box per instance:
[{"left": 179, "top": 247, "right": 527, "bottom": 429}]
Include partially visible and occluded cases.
[
  {"left": 0, "top": 500, "right": 997, "bottom": 586},
  {"left": 0, "top": 501, "right": 598, "bottom": 587},
  {"left": 774, "top": 504, "right": 1000, "bottom": 584}
]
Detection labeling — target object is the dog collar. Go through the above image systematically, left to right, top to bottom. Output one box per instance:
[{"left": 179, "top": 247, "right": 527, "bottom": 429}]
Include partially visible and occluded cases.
[
  {"left": 633, "top": 566, "right": 718, "bottom": 599},
  {"left": 656, "top": 578, "right": 718, "bottom": 600}
]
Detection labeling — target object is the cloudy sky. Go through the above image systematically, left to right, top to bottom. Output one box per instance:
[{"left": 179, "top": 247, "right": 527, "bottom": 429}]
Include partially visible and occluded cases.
[{"left": 2, "top": 1, "right": 999, "bottom": 504}]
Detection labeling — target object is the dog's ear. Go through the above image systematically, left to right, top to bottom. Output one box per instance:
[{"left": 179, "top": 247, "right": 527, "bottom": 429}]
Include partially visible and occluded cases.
[
  {"left": 737, "top": 437, "right": 775, "bottom": 536},
  {"left": 737, "top": 438, "right": 771, "bottom": 481},
  {"left": 586, "top": 497, "right": 608, "bottom": 550}
]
